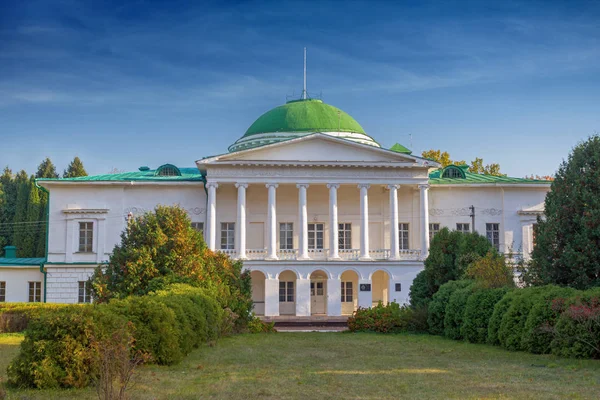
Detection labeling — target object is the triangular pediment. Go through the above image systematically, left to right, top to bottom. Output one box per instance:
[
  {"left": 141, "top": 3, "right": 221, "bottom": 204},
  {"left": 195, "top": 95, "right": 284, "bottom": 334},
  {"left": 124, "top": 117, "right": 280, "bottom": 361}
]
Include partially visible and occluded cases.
[{"left": 200, "top": 134, "right": 423, "bottom": 165}]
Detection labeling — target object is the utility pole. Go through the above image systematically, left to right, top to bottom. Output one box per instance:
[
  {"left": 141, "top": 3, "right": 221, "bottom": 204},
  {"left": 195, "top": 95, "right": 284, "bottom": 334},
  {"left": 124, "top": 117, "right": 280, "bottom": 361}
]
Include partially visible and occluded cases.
[{"left": 469, "top": 205, "right": 475, "bottom": 233}]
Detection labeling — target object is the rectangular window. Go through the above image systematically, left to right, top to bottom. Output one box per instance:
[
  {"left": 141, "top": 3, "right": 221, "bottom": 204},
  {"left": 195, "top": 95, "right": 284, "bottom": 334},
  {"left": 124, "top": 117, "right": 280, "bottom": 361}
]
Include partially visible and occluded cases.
[
  {"left": 78, "top": 221, "right": 93, "bottom": 252},
  {"left": 191, "top": 222, "right": 204, "bottom": 233},
  {"left": 220, "top": 222, "right": 235, "bottom": 250},
  {"left": 279, "top": 223, "right": 294, "bottom": 250},
  {"left": 308, "top": 223, "right": 324, "bottom": 249},
  {"left": 338, "top": 223, "right": 352, "bottom": 250},
  {"left": 398, "top": 223, "right": 409, "bottom": 250},
  {"left": 429, "top": 223, "right": 440, "bottom": 241},
  {"left": 456, "top": 223, "right": 470, "bottom": 233},
  {"left": 486, "top": 223, "right": 500, "bottom": 251},
  {"left": 0, "top": 281, "right": 5, "bottom": 302},
  {"left": 28, "top": 281, "right": 41, "bottom": 303},
  {"left": 78, "top": 281, "right": 91, "bottom": 303},
  {"left": 279, "top": 281, "right": 294, "bottom": 302},
  {"left": 311, "top": 281, "right": 324, "bottom": 296},
  {"left": 341, "top": 281, "right": 353, "bottom": 303}
]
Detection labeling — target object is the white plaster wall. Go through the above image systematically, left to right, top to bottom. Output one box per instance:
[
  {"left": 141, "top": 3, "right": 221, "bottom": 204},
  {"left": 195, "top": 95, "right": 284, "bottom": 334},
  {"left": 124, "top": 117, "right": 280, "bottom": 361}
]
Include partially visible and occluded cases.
[
  {"left": 46, "top": 184, "right": 206, "bottom": 263},
  {"left": 45, "top": 266, "right": 96, "bottom": 303},
  {"left": 0, "top": 268, "right": 44, "bottom": 302}
]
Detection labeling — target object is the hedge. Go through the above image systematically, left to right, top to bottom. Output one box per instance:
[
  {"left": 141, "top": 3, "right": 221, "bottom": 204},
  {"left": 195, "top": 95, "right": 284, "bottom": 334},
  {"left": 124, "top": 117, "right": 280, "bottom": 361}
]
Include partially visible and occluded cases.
[
  {"left": 427, "top": 280, "right": 473, "bottom": 335},
  {"left": 7, "top": 284, "right": 224, "bottom": 389},
  {"left": 443, "top": 284, "right": 475, "bottom": 340},
  {"left": 521, "top": 285, "right": 577, "bottom": 354},
  {"left": 461, "top": 287, "right": 509, "bottom": 344},
  {"left": 498, "top": 287, "right": 548, "bottom": 351},
  {"left": 550, "top": 288, "right": 600, "bottom": 359},
  {"left": 487, "top": 290, "right": 519, "bottom": 345},
  {"left": 347, "top": 302, "right": 428, "bottom": 333},
  {"left": 0, "top": 303, "right": 72, "bottom": 333}
]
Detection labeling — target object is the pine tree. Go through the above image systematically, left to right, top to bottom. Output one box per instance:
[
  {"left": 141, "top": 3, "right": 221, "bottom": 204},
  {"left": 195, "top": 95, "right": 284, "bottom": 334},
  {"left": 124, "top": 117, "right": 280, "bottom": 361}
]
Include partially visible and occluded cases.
[
  {"left": 527, "top": 135, "right": 600, "bottom": 289},
  {"left": 63, "top": 156, "right": 88, "bottom": 178},
  {"left": 35, "top": 157, "right": 59, "bottom": 179},
  {"left": 0, "top": 167, "right": 16, "bottom": 248},
  {"left": 12, "top": 171, "right": 30, "bottom": 257},
  {"left": 22, "top": 178, "right": 41, "bottom": 257}
]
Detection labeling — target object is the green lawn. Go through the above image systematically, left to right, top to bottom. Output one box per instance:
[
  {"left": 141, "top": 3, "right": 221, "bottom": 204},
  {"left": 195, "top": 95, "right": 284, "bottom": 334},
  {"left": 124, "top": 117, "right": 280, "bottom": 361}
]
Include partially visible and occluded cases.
[{"left": 1, "top": 332, "right": 599, "bottom": 399}]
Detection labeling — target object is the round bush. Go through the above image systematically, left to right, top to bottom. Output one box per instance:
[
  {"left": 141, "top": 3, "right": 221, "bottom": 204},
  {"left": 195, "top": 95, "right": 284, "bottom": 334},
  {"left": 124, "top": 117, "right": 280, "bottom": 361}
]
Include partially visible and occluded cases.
[
  {"left": 427, "top": 280, "right": 472, "bottom": 335},
  {"left": 443, "top": 285, "right": 475, "bottom": 340},
  {"left": 521, "top": 285, "right": 577, "bottom": 354},
  {"left": 461, "top": 287, "right": 509, "bottom": 344},
  {"left": 498, "top": 287, "right": 548, "bottom": 351},
  {"left": 551, "top": 288, "right": 600, "bottom": 359},
  {"left": 487, "top": 289, "right": 518, "bottom": 345}
]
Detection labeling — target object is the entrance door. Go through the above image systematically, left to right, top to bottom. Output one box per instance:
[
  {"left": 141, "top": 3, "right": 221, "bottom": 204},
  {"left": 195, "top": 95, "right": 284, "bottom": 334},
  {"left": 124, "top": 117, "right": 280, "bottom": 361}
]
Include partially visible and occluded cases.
[{"left": 311, "top": 280, "right": 326, "bottom": 314}]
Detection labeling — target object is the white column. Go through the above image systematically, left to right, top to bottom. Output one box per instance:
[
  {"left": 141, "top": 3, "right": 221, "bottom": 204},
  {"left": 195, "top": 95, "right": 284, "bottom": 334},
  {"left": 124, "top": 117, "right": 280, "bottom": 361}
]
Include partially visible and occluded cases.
[
  {"left": 206, "top": 182, "right": 218, "bottom": 251},
  {"left": 235, "top": 183, "right": 248, "bottom": 259},
  {"left": 266, "top": 183, "right": 278, "bottom": 260},
  {"left": 327, "top": 183, "right": 340, "bottom": 260},
  {"left": 297, "top": 184, "right": 309, "bottom": 260},
  {"left": 358, "top": 184, "right": 371, "bottom": 260},
  {"left": 419, "top": 184, "right": 430, "bottom": 259},
  {"left": 388, "top": 185, "right": 400, "bottom": 260},
  {"left": 327, "top": 277, "right": 342, "bottom": 316},
  {"left": 264, "top": 278, "right": 280, "bottom": 316},
  {"left": 296, "top": 278, "right": 311, "bottom": 316},
  {"left": 358, "top": 279, "right": 372, "bottom": 309}
]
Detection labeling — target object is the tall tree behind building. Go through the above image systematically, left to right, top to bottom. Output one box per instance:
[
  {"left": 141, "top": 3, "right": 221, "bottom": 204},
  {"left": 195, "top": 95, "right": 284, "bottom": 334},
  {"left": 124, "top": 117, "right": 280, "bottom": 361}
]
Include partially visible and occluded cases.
[
  {"left": 422, "top": 150, "right": 505, "bottom": 176},
  {"left": 35, "top": 157, "right": 59, "bottom": 257},
  {"left": 63, "top": 157, "right": 88, "bottom": 178},
  {"left": 0, "top": 168, "right": 16, "bottom": 253},
  {"left": 12, "top": 171, "right": 30, "bottom": 257}
]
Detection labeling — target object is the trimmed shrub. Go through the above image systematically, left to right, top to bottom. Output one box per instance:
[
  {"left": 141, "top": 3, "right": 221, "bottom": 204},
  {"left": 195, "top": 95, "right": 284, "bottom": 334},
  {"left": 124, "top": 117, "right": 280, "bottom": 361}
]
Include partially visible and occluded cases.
[
  {"left": 465, "top": 251, "right": 515, "bottom": 289},
  {"left": 409, "top": 270, "right": 431, "bottom": 309},
  {"left": 427, "top": 280, "right": 472, "bottom": 335},
  {"left": 7, "top": 284, "right": 224, "bottom": 389},
  {"left": 443, "top": 284, "right": 475, "bottom": 340},
  {"left": 521, "top": 285, "right": 577, "bottom": 354},
  {"left": 461, "top": 287, "right": 509, "bottom": 344},
  {"left": 498, "top": 287, "right": 547, "bottom": 351},
  {"left": 487, "top": 289, "right": 518, "bottom": 345},
  {"left": 551, "top": 289, "right": 600, "bottom": 359},
  {"left": 347, "top": 302, "right": 425, "bottom": 333},
  {"left": 0, "top": 303, "right": 71, "bottom": 333},
  {"left": 7, "top": 305, "right": 128, "bottom": 389}
]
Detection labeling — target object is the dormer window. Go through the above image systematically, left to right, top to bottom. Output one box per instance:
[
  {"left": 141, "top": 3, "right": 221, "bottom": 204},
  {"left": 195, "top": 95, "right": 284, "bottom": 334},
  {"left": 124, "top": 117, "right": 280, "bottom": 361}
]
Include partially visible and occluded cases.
[
  {"left": 155, "top": 164, "right": 181, "bottom": 177},
  {"left": 442, "top": 165, "right": 466, "bottom": 179}
]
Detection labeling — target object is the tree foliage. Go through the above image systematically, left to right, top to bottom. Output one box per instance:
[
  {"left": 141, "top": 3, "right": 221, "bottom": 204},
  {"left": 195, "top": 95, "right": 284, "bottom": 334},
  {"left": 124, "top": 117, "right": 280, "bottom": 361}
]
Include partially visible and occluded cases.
[
  {"left": 527, "top": 135, "right": 600, "bottom": 289},
  {"left": 422, "top": 150, "right": 505, "bottom": 176},
  {"left": 35, "top": 157, "right": 59, "bottom": 179},
  {"left": 63, "top": 157, "right": 88, "bottom": 178},
  {"left": 89, "top": 205, "right": 253, "bottom": 330},
  {"left": 409, "top": 228, "right": 494, "bottom": 306},
  {"left": 465, "top": 251, "right": 515, "bottom": 289}
]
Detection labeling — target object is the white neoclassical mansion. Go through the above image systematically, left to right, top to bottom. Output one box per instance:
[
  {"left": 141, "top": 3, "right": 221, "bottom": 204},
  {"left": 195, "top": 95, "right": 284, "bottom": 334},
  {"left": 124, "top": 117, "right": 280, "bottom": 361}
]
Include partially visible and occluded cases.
[{"left": 0, "top": 97, "right": 550, "bottom": 316}]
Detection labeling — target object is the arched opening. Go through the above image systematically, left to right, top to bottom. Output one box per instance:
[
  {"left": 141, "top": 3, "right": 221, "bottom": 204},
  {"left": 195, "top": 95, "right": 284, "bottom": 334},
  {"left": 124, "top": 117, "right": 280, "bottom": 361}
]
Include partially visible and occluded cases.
[
  {"left": 250, "top": 270, "right": 266, "bottom": 316},
  {"left": 278, "top": 270, "right": 297, "bottom": 315},
  {"left": 309, "top": 270, "right": 328, "bottom": 315},
  {"left": 340, "top": 270, "right": 359, "bottom": 315},
  {"left": 372, "top": 270, "right": 390, "bottom": 307}
]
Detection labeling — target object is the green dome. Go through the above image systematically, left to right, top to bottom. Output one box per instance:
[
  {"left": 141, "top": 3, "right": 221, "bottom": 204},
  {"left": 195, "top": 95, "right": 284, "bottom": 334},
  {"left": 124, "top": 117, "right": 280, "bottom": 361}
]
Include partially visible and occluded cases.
[{"left": 229, "top": 99, "right": 379, "bottom": 152}]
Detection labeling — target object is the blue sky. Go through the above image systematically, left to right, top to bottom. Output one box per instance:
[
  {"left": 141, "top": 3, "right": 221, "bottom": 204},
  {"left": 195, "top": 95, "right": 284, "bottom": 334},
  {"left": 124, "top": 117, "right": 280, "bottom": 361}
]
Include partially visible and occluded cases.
[{"left": 1, "top": 0, "right": 599, "bottom": 177}]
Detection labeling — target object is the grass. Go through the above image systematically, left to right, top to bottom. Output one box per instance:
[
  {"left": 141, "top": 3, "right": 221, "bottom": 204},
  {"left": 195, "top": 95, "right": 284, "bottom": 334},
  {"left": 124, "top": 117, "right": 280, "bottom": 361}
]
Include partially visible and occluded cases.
[{"left": 1, "top": 332, "right": 599, "bottom": 399}]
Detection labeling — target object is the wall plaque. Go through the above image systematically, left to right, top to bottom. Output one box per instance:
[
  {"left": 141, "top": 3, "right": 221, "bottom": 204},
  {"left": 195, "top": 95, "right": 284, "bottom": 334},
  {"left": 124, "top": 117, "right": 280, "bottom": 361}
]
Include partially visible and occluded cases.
[
  {"left": 395, "top": 283, "right": 402, "bottom": 292},
  {"left": 359, "top": 284, "right": 371, "bottom": 292}
]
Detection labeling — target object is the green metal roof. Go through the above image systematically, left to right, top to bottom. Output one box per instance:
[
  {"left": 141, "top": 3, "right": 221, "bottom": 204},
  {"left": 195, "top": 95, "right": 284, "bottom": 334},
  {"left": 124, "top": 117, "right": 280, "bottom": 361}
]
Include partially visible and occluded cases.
[
  {"left": 229, "top": 99, "right": 380, "bottom": 152},
  {"left": 389, "top": 143, "right": 413, "bottom": 155},
  {"left": 37, "top": 167, "right": 203, "bottom": 183},
  {"left": 429, "top": 168, "right": 551, "bottom": 185},
  {"left": 0, "top": 257, "right": 45, "bottom": 266}
]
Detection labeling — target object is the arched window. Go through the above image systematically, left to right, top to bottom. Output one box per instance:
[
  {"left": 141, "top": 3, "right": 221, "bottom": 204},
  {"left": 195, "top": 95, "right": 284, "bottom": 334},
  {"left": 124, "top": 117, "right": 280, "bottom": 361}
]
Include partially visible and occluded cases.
[
  {"left": 155, "top": 164, "right": 181, "bottom": 177},
  {"left": 442, "top": 166, "right": 466, "bottom": 179}
]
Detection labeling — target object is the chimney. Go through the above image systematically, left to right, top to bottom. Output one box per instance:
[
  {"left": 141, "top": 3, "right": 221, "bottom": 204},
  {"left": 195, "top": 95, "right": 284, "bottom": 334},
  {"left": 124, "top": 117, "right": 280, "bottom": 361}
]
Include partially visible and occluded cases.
[{"left": 4, "top": 246, "right": 16, "bottom": 258}]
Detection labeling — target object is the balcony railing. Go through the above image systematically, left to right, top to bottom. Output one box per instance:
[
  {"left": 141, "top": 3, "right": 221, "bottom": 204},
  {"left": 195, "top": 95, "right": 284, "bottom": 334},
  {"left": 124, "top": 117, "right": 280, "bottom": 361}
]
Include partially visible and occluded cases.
[{"left": 217, "top": 248, "right": 422, "bottom": 261}]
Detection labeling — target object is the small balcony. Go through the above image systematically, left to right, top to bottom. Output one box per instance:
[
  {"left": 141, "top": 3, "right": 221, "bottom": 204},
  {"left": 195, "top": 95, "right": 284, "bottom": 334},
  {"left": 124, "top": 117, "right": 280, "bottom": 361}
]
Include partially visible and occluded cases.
[{"left": 218, "top": 248, "right": 421, "bottom": 261}]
